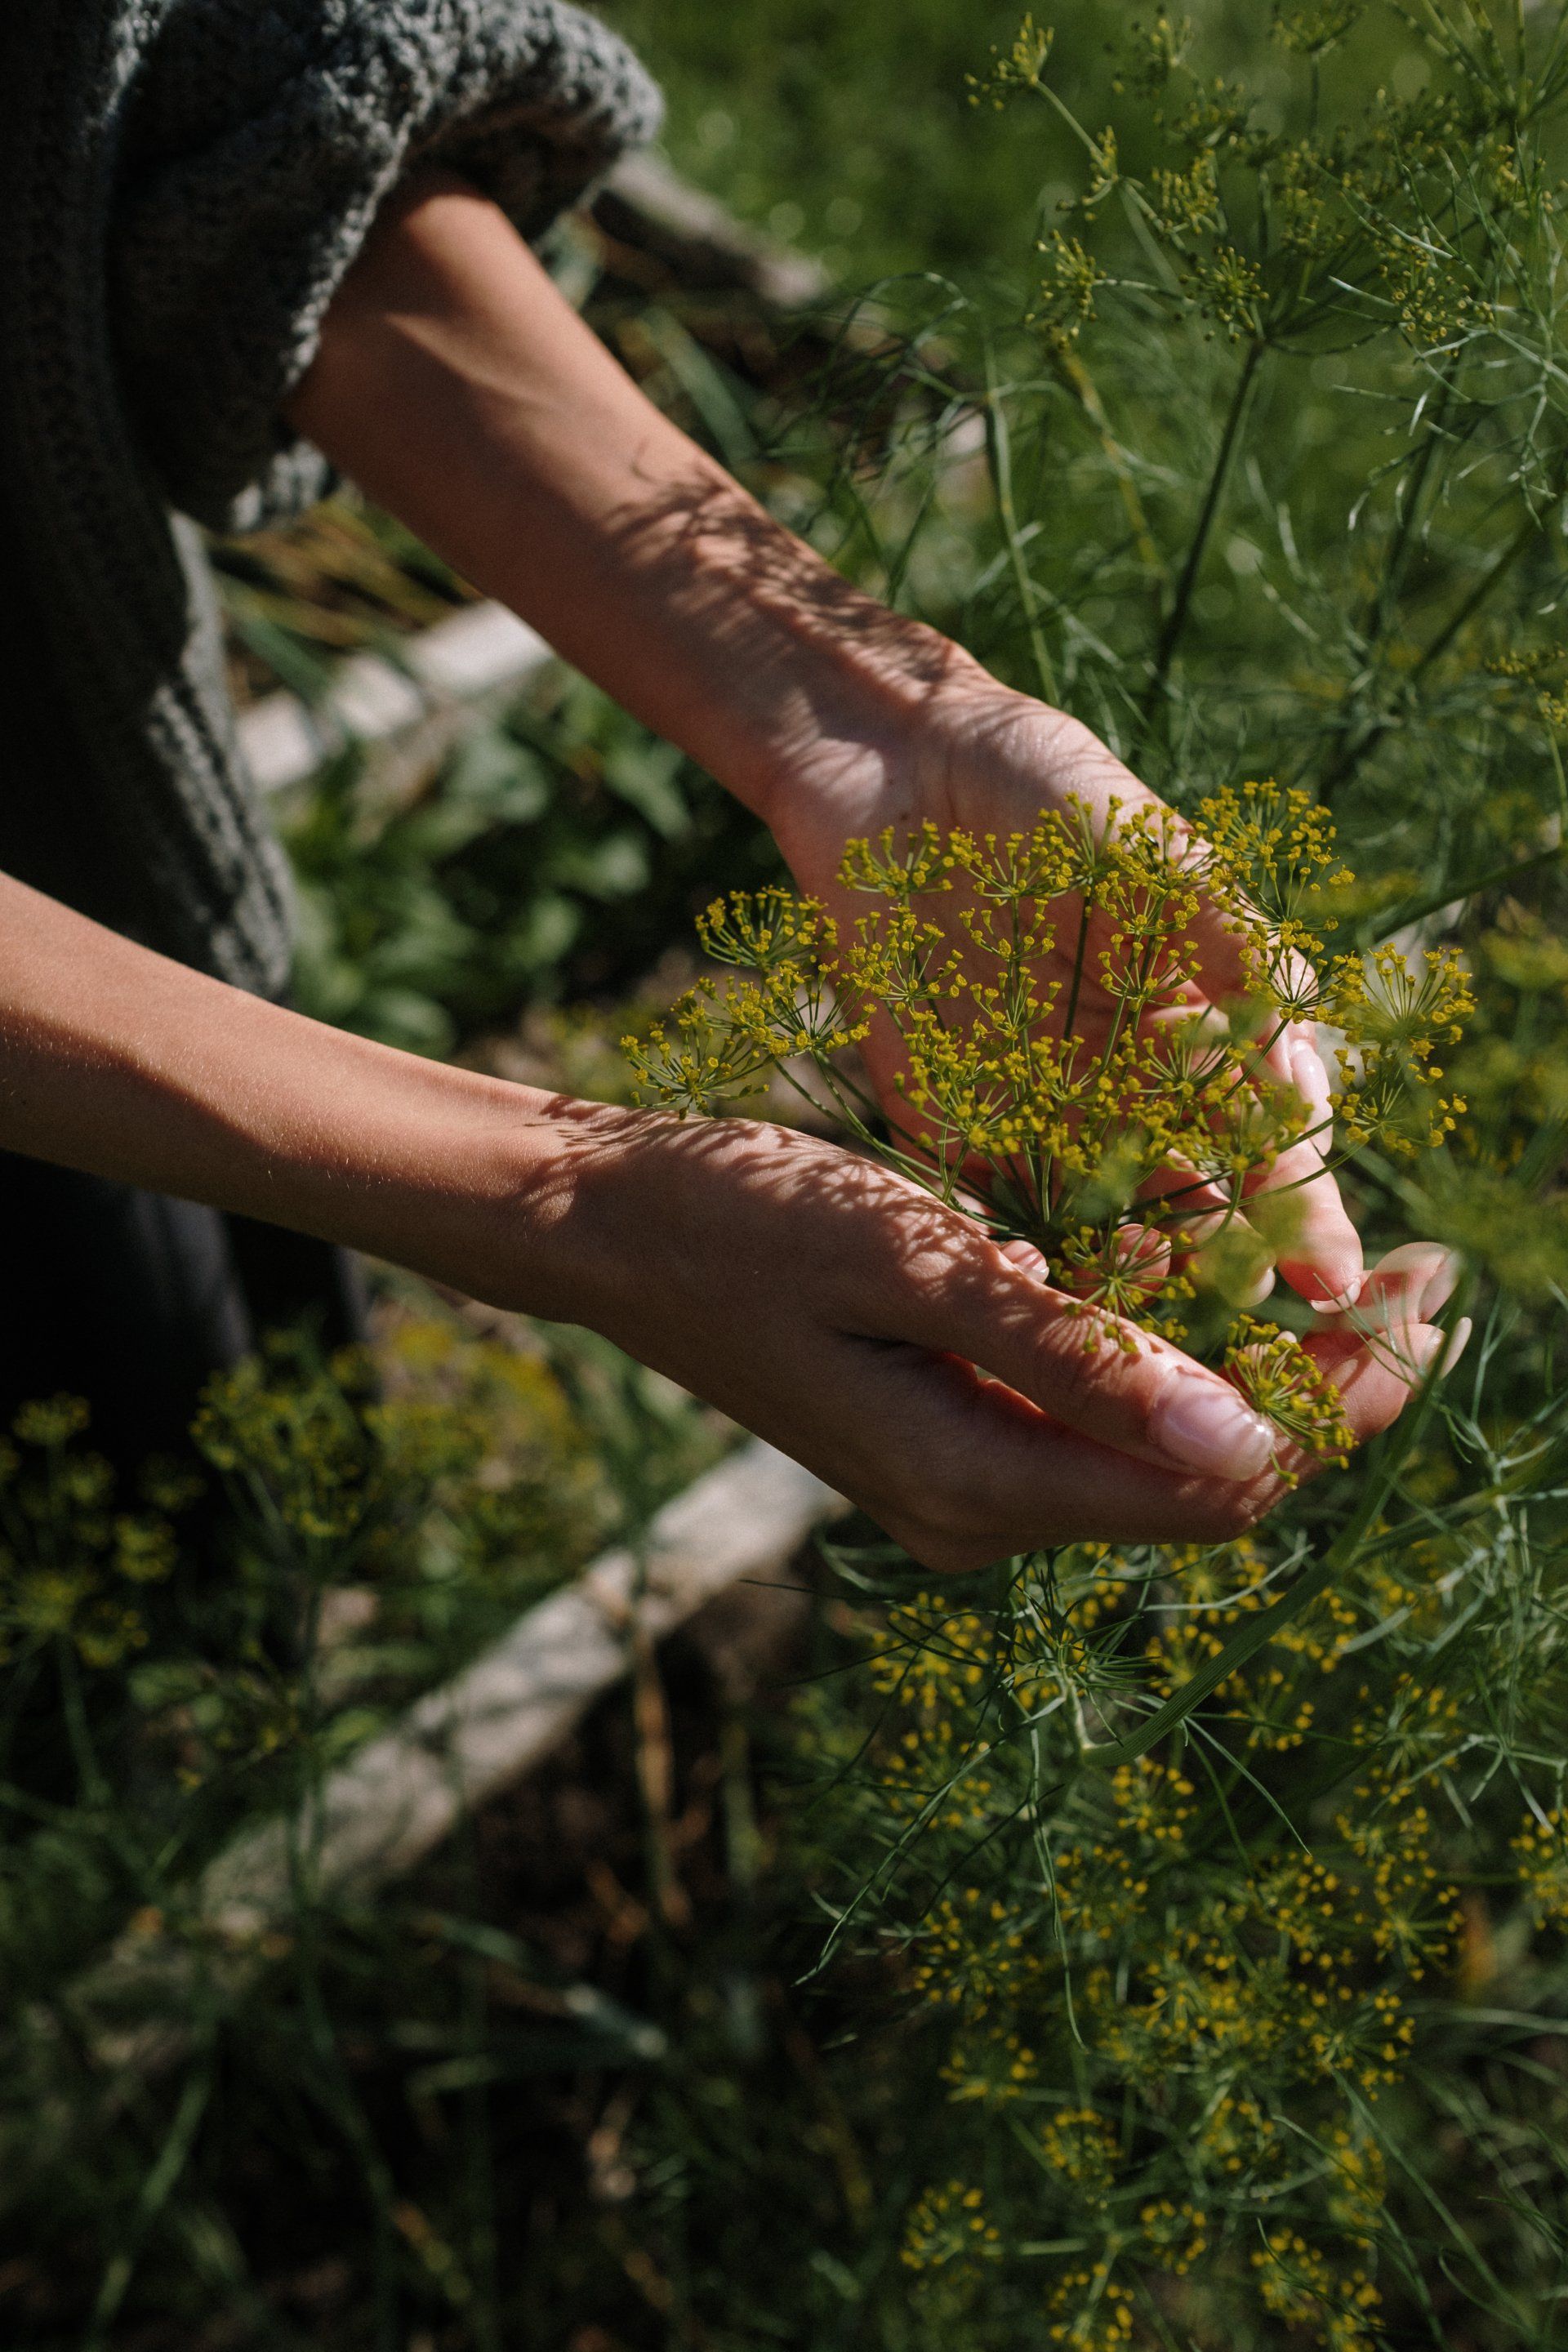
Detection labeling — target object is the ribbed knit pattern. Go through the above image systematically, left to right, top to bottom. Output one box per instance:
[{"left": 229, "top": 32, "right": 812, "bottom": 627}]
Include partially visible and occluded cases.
[{"left": 0, "top": 2, "right": 660, "bottom": 994}]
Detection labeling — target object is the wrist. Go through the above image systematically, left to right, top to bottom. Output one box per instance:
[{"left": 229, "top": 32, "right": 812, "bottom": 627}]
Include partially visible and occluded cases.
[
  {"left": 739, "top": 616, "right": 980, "bottom": 807},
  {"left": 737, "top": 625, "right": 1004, "bottom": 882},
  {"left": 0, "top": 868, "right": 667, "bottom": 1339},
  {"left": 260, "top": 1049, "right": 665, "bottom": 1341},
  {"left": 394, "top": 1086, "right": 695, "bottom": 1345},
  {"left": 454, "top": 1093, "right": 646, "bottom": 1330}
]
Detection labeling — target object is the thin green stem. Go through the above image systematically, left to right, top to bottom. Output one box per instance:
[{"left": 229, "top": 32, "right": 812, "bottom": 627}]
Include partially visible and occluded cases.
[
  {"left": 1138, "top": 337, "right": 1266, "bottom": 742},
  {"left": 983, "top": 339, "right": 1059, "bottom": 702},
  {"left": 1368, "top": 368, "right": 1458, "bottom": 652},
  {"left": 1321, "top": 503, "right": 1545, "bottom": 804},
  {"left": 1413, "top": 506, "right": 1541, "bottom": 682},
  {"left": 1367, "top": 835, "right": 1568, "bottom": 943},
  {"left": 1077, "top": 1282, "right": 1472, "bottom": 1772},
  {"left": 56, "top": 1641, "right": 108, "bottom": 1810},
  {"left": 82, "top": 2064, "right": 214, "bottom": 2349}
]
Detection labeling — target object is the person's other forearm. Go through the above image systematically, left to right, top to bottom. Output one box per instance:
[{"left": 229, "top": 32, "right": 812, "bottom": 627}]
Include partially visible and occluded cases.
[
  {"left": 286, "top": 173, "right": 979, "bottom": 826},
  {"left": 0, "top": 873, "right": 585, "bottom": 1309}
]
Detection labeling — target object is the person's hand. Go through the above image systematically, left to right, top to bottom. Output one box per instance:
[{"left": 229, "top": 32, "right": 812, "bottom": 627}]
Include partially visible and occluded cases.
[
  {"left": 283, "top": 178, "right": 1419, "bottom": 1554},
  {"left": 765, "top": 658, "right": 1361, "bottom": 1312},
  {"left": 540, "top": 1103, "right": 1453, "bottom": 1575}
]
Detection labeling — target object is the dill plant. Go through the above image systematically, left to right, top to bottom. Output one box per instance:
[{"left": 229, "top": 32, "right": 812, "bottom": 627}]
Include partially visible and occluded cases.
[
  {"left": 630, "top": 4, "right": 1568, "bottom": 2345},
  {"left": 631, "top": 787, "right": 1470, "bottom": 1480},
  {"left": 0, "top": 1308, "right": 728, "bottom": 2331},
  {"left": 0, "top": 1320, "right": 608, "bottom": 1851}
]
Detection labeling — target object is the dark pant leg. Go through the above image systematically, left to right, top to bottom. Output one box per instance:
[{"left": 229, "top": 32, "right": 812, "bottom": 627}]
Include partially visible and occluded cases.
[
  {"left": 0, "top": 1150, "right": 365, "bottom": 1468},
  {"left": 223, "top": 1210, "right": 368, "bottom": 1361}
]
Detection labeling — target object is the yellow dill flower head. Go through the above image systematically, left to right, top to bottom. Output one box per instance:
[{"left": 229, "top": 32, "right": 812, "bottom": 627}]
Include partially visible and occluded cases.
[
  {"left": 629, "top": 789, "right": 1462, "bottom": 1483},
  {"left": 1226, "top": 1317, "right": 1356, "bottom": 1474},
  {"left": 1513, "top": 1809, "right": 1568, "bottom": 1927},
  {"left": 1040, "top": 2105, "right": 1120, "bottom": 2203},
  {"left": 900, "top": 2177, "right": 1002, "bottom": 2270},
  {"left": 1138, "top": 2196, "right": 1209, "bottom": 2275},
  {"left": 1252, "top": 2228, "right": 1382, "bottom": 2350},
  {"left": 1046, "top": 2261, "right": 1137, "bottom": 2349}
]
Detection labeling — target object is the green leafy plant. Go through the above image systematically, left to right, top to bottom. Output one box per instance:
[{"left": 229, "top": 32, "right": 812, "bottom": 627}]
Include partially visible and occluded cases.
[
  {"left": 11, "top": 3, "right": 1568, "bottom": 2342},
  {"left": 612, "top": 5, "right": 1568, "bottom": 2345},
  {"left": 281, "top": 673, "right": 774, "bottom": 1056},
  {"left": 634, "top": 790, "right": 1469, "bottom": 1486}
]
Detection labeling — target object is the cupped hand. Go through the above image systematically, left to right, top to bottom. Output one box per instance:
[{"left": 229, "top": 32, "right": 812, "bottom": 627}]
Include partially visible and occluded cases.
[
  {"left": 768, "top": 663, "right": 1362, "bottom": 1312},
  {"left": 547, "top": 1105, "right": 1451, "bottom": 1575}
]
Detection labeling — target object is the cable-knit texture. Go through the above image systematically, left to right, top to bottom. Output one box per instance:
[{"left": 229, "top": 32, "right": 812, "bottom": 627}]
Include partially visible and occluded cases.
[{"left": 0, "top": 1, "right": 658, "bottom": 993}]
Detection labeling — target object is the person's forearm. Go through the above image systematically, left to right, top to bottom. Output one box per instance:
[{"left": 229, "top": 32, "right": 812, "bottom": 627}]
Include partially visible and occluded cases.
[
  {"left": 286, "top": 172, "right": 981, "bottom": 840},
  {"left": 0, "top": 872, "right": 587, "bottom": 1311},
  {"left": 0, "top": 874, "right": 1443, "bottom": 1558}
]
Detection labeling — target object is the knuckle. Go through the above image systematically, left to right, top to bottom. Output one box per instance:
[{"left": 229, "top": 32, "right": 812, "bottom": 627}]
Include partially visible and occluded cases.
[{"left": 1035, "top": 1318, "right": 1152, "bottom": 1427}]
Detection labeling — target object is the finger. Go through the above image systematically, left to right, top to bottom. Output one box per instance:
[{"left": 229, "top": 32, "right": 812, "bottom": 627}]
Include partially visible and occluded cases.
[
  {"left": 1152, "top": 835, "right": 1348, "bottom": 1270},
  {"left": 1254, "top": 1028, "right": 1363, "bottom": 1308},
  {"left": 1127, "top": 1032, "right": 1358, "bottom": 1308},
  {"left": 1125, "top": 1161, "right": 1278, "bottom": 1309},
  {"left": 1164, "top": 1202, "right": 1278, "bottom": 1308},
  {"left": 864, "top": 1221, "right": 1280, "bottom": 1484},
  {"left": 1041, "top": 1222, "right": 1174, "bottom": 1303},
  {"left": 1116, "top": 1223, "right": 1173, "bottom": 1295},
  {"left": 1314, "top": 1242, "right": 1461, "bottom": 1329},
  {"left": 855, "top": 1307, "right": 1449, "bottom": 1573},
  {"left": 1152, "top": 1308, "right": 1447, "bottom": 1535},
  {"left": 1298, "top": 1315, "right": 1446, "bottom": 1441},
  {"left": 853, "top": 1346, "right": 1289, "bottom": 1567}
]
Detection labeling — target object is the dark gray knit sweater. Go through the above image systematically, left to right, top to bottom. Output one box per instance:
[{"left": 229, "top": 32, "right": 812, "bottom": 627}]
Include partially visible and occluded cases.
[{"left": 0, "top": 2, "right": 660, "bottom": 995}]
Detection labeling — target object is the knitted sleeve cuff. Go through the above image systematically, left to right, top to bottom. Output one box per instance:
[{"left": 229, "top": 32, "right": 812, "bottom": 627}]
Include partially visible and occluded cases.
[{"left": 111, "top": 0, "right": 662, "bottom": 532}]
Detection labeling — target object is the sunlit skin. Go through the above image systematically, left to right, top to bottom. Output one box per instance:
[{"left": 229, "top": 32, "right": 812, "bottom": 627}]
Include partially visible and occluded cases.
[
  {"left": 0, "top": 173, "right": 1449, "bottom": 1571},
  {"left": 636, "top": 793, "right": 1471, "bottom": 1483}
]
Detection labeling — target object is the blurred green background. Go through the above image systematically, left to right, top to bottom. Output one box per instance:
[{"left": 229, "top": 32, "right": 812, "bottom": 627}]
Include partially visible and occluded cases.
[{"left": 599, "top": 0, "right": 1425, "bottom": 282}]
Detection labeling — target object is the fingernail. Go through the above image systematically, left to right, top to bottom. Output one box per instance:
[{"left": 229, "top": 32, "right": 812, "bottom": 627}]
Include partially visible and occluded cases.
[
  {"left": 1290, "top": 1032, "right": 1334, "bottom": 1124},
  {"left": 1001, "top": 1239, "right": 1051, "bottom": 1283},
  {"left": 1364, "top": 1242, "right": 1462, "bottom": 1321},
  {"left": 1419, "top": 1252, "right": 1463, "bottom": 1321},
  {"left": 1354, "top": 1264, "right": 1461, "bottom": 1334},
  {"left": 1307, "top": 1273, "right": 1365, "bottom": 1316},
  {"left": 1402, "top": 1320, "right": 1469, "bottom": 1379},
  {"left": 1148, "top": 1370, "right": 1276, "bottom": 1480}
]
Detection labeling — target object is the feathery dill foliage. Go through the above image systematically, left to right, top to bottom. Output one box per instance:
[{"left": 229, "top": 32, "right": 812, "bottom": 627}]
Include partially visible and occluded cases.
[
  {"left": 630, "top": 5, "right": 1568, "bottom": 2345},
  {"left": 631, "top": 788, "right": 1468, "bottom": 1469},
  {"left": 0, "top": 1308, "right": 733, "bottom": 2336},
  {"left": 0, "top": 1322, "right": 605, "bottom": 1810}
]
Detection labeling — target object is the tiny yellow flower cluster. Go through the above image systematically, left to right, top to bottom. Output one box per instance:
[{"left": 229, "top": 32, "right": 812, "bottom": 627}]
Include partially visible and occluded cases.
[
  {"left": 1008, "top": 4, "right": 1520, "bottom": 362},
  {"left": 964, "top": 13, "right": 1052, "bottom": 109},
  {"left": 1032, "top": 230, "right": 1109, "bottom": 350},
  {"left": 631, "top": 789, "right": 1466, "bottom": 1478},
  {"left": 0, "top": 1397, "right": 183, "bottom": 1669},
  {"left": 823, "top": 1511, "right": 1487, "bottom": 2345},
  {"left": 1512, "top": 1809, "right": 1568, "bottom": 1927},
  {"left": 1040, "top": 2105, "right": 1119, "bottom": 2203},
  {"left": 899, "top": 2177, "right": 1001, "bottom": 2270},
  {"left": 1137, "top": 2197, "right": 1209, "bottom": 2275},
  {"left": 1253, "top": 2226, "right": 1382, "bottom": 2351},
  {"left": 1047, "top": 2260, "right": 1136, "bottom": 2349}
]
